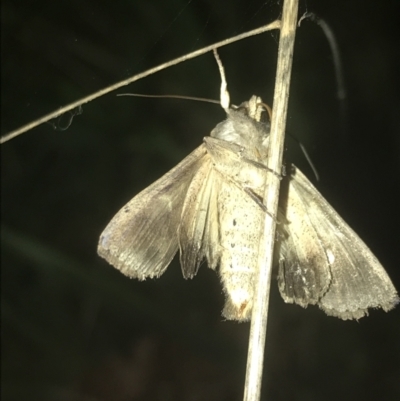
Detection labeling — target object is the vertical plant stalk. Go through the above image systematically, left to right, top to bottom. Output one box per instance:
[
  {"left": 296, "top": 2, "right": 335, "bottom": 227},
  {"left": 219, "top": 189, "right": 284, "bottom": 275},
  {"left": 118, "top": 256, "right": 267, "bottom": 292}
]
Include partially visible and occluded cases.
[{"left": 243, "top": 1, "right": 299, "bottom": 401}]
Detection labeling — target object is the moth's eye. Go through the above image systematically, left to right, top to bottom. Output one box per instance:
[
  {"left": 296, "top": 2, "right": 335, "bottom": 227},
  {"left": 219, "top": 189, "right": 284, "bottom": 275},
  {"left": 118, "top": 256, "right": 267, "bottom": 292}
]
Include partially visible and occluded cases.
[{"left": 234, "top": 102, "right": 250, "bottom": 115}]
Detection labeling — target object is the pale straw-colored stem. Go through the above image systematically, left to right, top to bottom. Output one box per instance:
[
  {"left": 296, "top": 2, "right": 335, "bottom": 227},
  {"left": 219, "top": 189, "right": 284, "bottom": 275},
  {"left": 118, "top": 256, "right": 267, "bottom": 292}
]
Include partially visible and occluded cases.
[{"left": 243, "top": 1, "right": 299, "bottom": 401}]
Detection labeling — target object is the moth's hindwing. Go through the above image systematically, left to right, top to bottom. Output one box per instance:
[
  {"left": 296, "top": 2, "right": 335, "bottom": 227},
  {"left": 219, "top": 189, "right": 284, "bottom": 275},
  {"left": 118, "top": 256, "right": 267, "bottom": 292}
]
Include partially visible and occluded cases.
[
  {"left": 98, "top": 145, "right": 207, "bottom": 279},
  {"left": 279, "top": 166, "right": 399, "bottom": 319}
]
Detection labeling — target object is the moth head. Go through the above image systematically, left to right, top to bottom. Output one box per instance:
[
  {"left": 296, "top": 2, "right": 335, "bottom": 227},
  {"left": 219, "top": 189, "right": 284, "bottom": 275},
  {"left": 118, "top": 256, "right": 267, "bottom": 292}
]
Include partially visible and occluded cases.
[
  {"left": 234, "top": 95, "right": 270, "bottom": 123},
  {"left": 210, "top": 96, "right": 271, "bottom": 161}
]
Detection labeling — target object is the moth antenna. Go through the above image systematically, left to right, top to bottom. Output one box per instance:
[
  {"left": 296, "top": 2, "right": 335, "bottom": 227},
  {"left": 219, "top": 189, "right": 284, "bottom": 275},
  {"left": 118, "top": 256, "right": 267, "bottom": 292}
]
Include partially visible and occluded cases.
[
  {"left": 213, "top": 49, "right": 230, "bottom": 112},
  {"left": 117, "top": 93, "right": 220, "bottom": 105},
  {"left": 285, "top": 133, "right": 320, "bottom": 182},
  {"left": 298, "top": 141, "right": 320, "bottom": 182}
]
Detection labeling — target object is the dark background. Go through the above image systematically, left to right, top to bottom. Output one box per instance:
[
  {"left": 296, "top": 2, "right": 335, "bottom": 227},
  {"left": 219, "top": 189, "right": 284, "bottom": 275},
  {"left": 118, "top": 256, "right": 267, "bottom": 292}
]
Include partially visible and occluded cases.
[{"left": 2, "top": 1, "right": 400, "bottom": 400}]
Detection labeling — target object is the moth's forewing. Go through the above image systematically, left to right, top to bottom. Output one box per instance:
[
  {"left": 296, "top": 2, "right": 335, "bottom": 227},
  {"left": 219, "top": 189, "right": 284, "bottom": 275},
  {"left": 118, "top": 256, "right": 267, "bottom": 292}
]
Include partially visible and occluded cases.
[
  {"left": 98, "top": 145, "right": 207, "bottom": 279},
  {"left": 178, "top": 157, "right": 221, "bottom": 278},
  {"left": 279, "top": 166, "right": 399, "bottom": 319},
  {"left": 277, "top": 172, "right": 332, "bottom": 307}
]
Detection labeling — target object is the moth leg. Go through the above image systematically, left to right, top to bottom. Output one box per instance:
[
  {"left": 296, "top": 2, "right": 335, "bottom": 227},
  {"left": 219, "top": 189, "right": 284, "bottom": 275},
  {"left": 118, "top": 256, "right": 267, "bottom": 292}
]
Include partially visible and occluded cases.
[
  {"left": 219, "top": 139, "right": 282, "bottom": 179},
  {"left": 241, "top": 157, "right": 282, "bottom": 180},
  {"left": 215, "top": 168, "right": 277, "bottom": 220},
  {"left": 243, "top": 187, "right": 278, "bottom": 222},
  {"left": 243, "top": 187, "right": 266, "bottom": 211}
]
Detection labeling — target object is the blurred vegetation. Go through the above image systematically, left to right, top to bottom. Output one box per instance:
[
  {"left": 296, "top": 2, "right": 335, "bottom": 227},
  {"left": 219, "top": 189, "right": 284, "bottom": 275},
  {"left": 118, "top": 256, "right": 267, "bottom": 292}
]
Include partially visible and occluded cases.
[{"left": 1, "top": 1, "right": 400, "bottom": 400}]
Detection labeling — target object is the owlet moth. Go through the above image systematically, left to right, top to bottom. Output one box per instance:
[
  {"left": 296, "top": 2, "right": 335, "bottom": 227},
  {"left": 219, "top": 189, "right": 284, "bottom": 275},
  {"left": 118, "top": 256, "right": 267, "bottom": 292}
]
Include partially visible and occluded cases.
[{"left": 98, "top": 71, "right": 398, "bottom": 322}]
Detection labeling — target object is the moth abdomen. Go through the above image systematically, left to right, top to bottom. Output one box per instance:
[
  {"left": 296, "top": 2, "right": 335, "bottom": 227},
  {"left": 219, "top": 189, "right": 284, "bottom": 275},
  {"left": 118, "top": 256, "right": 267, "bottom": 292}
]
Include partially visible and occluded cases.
[{"left": 221, "top": 269, "right": 254, "bottom": 321}]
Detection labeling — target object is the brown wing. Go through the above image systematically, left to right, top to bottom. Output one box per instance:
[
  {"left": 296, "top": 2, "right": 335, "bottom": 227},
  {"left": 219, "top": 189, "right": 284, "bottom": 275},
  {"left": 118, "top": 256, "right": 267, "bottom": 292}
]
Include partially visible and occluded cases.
[
  {"left": 98, "top": 145, "right": 207, "bottom": 279},
  {"left": 278, "top": 166, "right": 398, "bottom": 319}
]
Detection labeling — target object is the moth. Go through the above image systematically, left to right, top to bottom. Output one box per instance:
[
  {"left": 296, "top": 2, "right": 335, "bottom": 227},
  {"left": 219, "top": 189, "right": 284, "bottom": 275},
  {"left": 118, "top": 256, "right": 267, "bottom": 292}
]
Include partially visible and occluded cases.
[{"left": 98, "top": 95, "right": 398, "bottom": 321}]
